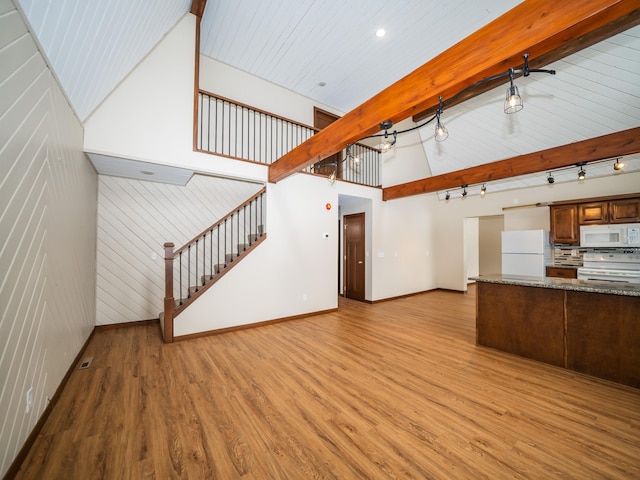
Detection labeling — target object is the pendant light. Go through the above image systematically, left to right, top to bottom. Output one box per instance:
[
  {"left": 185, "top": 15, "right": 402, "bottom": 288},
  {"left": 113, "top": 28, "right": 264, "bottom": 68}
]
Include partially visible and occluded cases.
[
  {"left": 504, "top": 68, "right": 523, "bottom": 114},
  {"left": 434, "top": 96, "right": 449, "bottom": 142}
]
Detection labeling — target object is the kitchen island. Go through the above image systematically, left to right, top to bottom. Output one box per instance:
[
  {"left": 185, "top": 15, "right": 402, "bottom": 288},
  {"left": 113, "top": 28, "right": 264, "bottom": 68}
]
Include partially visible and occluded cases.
[{"left": 471, "top": 274, "right": 640, "bottom": 388}]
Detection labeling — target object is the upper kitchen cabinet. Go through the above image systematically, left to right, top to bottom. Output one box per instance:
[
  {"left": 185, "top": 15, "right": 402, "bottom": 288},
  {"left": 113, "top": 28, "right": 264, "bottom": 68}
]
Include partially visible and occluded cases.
[
  {"left": 550, "top": 194, "right": 640, "bottom": 244},
  {"left": 610, "top": 198, "right": 640, "bottom": 223},
  {"left": 578, "top": 202, "right": 609, "bottom": 224},
  {"left": 550, "top": 205, "right": 579, "bottom": 244}
]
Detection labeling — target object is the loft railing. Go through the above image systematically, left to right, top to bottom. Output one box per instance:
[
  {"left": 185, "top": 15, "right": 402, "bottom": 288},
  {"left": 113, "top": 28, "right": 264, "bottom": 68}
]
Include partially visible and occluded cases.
[
  {"left": 196, "top": 90, "right": 381, "bottom": 187},
  {"left": 196, "top": 90, "right": 316, "bottom": 164},
  {"left": 303, "top": 142, "right": 381, "bottom": 186},
  {"left": 163, "top": 187, "right": 266, "bottom": 342}
]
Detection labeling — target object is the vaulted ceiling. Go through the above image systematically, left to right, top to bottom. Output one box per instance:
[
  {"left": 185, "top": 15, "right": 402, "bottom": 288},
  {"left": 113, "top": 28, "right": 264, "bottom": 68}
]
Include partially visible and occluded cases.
[{"left": 15, "top": 0, "right": 640, "bottom": 195}]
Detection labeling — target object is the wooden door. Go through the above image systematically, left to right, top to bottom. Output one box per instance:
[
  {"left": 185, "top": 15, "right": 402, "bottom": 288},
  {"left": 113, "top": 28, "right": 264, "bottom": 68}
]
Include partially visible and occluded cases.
[
  {"left": 313, "top": 107, "right": 341, "bottom": 177},
  {"left": 344, "top": 213, "right": 365, "bottom": 301}
]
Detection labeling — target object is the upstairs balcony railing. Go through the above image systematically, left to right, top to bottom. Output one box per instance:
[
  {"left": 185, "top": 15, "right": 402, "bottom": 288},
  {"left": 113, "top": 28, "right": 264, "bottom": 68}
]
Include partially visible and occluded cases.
[{"left": 196, "top": 90, "right": 381, "bottom": 187}]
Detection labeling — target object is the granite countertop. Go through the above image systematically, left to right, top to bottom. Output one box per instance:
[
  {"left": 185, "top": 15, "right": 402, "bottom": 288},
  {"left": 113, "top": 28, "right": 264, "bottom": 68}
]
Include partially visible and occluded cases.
[{"left": 470, "top": 274, "right": 640, "bottom": 297}]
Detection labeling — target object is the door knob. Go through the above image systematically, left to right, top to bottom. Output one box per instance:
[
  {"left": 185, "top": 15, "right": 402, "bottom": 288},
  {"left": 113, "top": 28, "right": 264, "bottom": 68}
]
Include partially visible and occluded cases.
[{"left": 358, "top": 261, "right": 363, "bottom": 264}]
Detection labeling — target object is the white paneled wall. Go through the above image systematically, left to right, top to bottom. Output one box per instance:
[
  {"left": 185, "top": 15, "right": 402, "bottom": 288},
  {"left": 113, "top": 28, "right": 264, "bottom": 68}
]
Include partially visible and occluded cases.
[
  {"left": 0, "top": 2, "right": 97, "bottom": 477},
  {"left": 96, "top": 174, "right": 263, "bottom": 325}
]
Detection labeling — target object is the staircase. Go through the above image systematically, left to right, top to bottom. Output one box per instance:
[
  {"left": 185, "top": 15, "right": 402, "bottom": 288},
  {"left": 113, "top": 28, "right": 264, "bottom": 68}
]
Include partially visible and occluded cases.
[{"left": 161, "top": 187, "right": 266, "bottom": 342}]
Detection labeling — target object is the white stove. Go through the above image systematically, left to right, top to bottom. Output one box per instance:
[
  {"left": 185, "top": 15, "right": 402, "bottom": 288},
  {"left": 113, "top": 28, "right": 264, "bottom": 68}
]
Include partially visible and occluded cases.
[{"left": 577, "top": 250, "right": 640, "bottom": 284}]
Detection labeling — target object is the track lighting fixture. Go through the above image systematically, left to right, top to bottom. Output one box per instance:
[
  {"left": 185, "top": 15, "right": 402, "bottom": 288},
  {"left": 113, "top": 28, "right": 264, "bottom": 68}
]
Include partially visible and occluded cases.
[
  {"left": 343, "top": 53, "right": 555, "bottom": 155},
  {"left": 434, "top": 96, "right": 449, "bottom": 142},
  {"left": 613, "top": 158, "right": 625, "bottom": 171},
  {"left": 578, "top": 167, "right": 586, "bottom": 180},
  {"left": 547, "top": 172, "right": 555, "bottom": 184},
  {"left": 480, "top": 184, "right": 486, "bottom": 196},
  {"left": 461, "top": 185, "right": 468, "bottom": 197},
  {"left": 445, "top": 191, "right": 450, "bottom": 200}
]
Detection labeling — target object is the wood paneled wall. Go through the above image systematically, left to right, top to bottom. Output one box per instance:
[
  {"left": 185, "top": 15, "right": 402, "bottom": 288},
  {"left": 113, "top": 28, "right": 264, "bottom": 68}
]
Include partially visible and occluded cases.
[
  {"left": 0, "top": 2, "right": 97, "bottom": 476},
  {"left": 96, "top": 174, "right": 263, "bottom": 325}
]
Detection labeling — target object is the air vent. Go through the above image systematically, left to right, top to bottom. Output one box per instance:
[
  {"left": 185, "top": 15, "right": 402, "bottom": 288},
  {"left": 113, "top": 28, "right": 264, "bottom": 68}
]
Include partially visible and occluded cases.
[{"left": 78, "top": 357, "right": 93, "bottom": 369}]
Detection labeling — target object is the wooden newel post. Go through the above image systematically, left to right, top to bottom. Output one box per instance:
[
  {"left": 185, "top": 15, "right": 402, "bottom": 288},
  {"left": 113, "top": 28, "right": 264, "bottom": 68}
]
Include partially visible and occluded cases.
[{"left": 163, "top": 242, "right": 175, "bottom": 343}]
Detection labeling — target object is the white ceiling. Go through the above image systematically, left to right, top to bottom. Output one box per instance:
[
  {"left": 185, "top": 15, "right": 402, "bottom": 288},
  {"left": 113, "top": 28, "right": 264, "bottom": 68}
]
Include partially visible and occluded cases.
[
  {"left": 15, "top": 0, "right": 640, "bottom": 191},
  {"left": 199, "top": 0, "right": 519, "bottom": 113}
]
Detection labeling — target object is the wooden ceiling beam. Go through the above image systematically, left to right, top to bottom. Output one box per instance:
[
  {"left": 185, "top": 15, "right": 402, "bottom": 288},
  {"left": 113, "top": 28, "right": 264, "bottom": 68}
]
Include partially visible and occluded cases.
[
  {"left": 190, "top": 0, "right": 207, "bottom": 18},
  {"left": 268, "top": 0, "right": 640, "bottom": 184},
  {"left": 412, "top": 9, "right": 640, "bottom": 123},
  {"left": 382, "top": 127, "right": 640, "bottom": 201}
]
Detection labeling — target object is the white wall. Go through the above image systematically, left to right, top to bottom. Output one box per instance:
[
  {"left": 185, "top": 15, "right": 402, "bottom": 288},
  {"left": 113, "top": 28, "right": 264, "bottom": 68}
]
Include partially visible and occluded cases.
[
  {"left": 0, "top": 4, "right": 97, "bottom": 476},
  {"left": 199, "top": 56, "right": 343, "bottom": 129},
  {"left": 379, "top": 118, "right": 432, "bottom": 187},
  {"left": 433, "top": 172, "right": 640, "bottom": 291},
  {"left": 370, "top": 193, "right": 436, "bottom": 299},
  {"left": 504, "top": 206, "right": 550, "bottom": 230},
  {"left": 479, "top": 215, "right": 504, "bottom": 275},
  {"left": 465, "top": 218, "right": 479, "bottom": 282}
]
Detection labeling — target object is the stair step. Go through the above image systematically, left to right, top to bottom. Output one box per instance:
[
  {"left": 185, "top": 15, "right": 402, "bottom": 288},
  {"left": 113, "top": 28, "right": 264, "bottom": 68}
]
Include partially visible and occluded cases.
[
  {"left": 238, "top": 243, "right": 250, "bottom": 252},
  {"left": 225, "top": 253, "right": 238, "bottom": 263},
  {"left": 201, "top": 274, "right": 215, "bottom": 285}
]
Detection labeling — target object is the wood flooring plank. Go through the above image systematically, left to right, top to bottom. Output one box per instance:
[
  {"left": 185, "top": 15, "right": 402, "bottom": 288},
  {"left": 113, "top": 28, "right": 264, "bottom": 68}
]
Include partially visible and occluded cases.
[{"left": 13, "top": 286, "right": 640, "bottom": 479}]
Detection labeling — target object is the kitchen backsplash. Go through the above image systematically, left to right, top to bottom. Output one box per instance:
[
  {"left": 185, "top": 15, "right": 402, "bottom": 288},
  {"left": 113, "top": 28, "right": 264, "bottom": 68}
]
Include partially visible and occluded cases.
[
  {"left": 552, "top": 246, "right": 640, "bottom": 267},
  {"left": 553, "top": 247, "right": 584, "bottom": 267}
]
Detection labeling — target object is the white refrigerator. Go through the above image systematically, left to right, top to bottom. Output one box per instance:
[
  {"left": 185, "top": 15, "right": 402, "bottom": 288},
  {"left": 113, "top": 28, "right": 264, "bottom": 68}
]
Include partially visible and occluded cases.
[{"left": 501, "top": 229, "right": 551, "bottom": 277}]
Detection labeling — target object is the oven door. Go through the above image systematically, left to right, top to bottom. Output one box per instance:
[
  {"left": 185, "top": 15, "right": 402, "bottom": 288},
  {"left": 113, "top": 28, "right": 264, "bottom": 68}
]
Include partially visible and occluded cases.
[{"left": 577, "top": 267, "right": 640, "bottom": 284}]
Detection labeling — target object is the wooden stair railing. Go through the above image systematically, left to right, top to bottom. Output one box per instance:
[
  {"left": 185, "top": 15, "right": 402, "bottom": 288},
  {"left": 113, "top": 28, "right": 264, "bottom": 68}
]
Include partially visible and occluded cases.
[{"left": 162, "top": 187, "right": 267, "bottom": 342}]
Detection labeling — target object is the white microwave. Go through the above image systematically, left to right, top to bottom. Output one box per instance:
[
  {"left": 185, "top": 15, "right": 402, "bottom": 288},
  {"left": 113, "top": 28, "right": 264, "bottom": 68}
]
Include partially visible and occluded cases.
[{"left": 580, "top": 223, "right": 640, "bottom": 248}]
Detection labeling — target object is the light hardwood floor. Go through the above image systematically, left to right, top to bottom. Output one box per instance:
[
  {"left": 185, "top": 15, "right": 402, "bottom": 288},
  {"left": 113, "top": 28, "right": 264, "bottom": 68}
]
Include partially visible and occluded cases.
[{"left": 15, "top": 286, "right": 640, "bottom": 479}]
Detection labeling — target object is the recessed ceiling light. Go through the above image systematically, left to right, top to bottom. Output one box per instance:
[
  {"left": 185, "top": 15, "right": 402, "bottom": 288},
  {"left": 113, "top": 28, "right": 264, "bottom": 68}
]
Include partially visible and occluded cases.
[
  {"left": 375, "top": 28, "right": 386, "bottom": 38},
  {"left": 318, "top": 81, "right": 326, "bottom": 87},
  {"left": 141, "top": 170, "right": 154, "bottom": 175}
]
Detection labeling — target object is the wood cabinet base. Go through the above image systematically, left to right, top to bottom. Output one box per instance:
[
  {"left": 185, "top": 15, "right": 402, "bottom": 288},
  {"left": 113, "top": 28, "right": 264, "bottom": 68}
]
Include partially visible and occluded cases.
[{"left": 476, "top": 282, "right": 640, "bottom": 388}]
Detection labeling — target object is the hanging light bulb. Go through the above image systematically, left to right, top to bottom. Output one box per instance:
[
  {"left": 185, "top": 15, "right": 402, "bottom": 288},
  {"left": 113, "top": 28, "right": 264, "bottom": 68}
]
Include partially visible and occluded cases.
[
  {"left": 504, "top": 68, "right": 523, "bottom": 114},
  {"left": 434, "top": 95, "right": 449, "bottom": 142},
  {"left": 378, "top": 121, "right": 396, "bottom": 152},
  {"left": 613, "top": 158, "right": 626, "bottom": 171},
  {"left": 578, "top": 168, "right": 586, "bottom": 180},
  {"left": 328, "top": 169, "right": 337, "bottom": 185},
  {"left": 480, "top": 184, "right": 486, "bottom": 196}
]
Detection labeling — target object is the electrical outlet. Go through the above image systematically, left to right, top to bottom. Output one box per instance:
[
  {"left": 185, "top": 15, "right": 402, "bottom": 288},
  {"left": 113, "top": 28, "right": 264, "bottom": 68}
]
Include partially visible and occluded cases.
[{"left": 26, "top": 387, "right": 33, "bottom": 413}]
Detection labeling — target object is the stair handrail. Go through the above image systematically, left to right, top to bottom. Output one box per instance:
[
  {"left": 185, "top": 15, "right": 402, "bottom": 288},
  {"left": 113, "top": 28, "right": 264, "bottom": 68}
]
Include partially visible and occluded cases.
[{"left": 174, "top": 186, "right": 266, "bottom": 256}]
